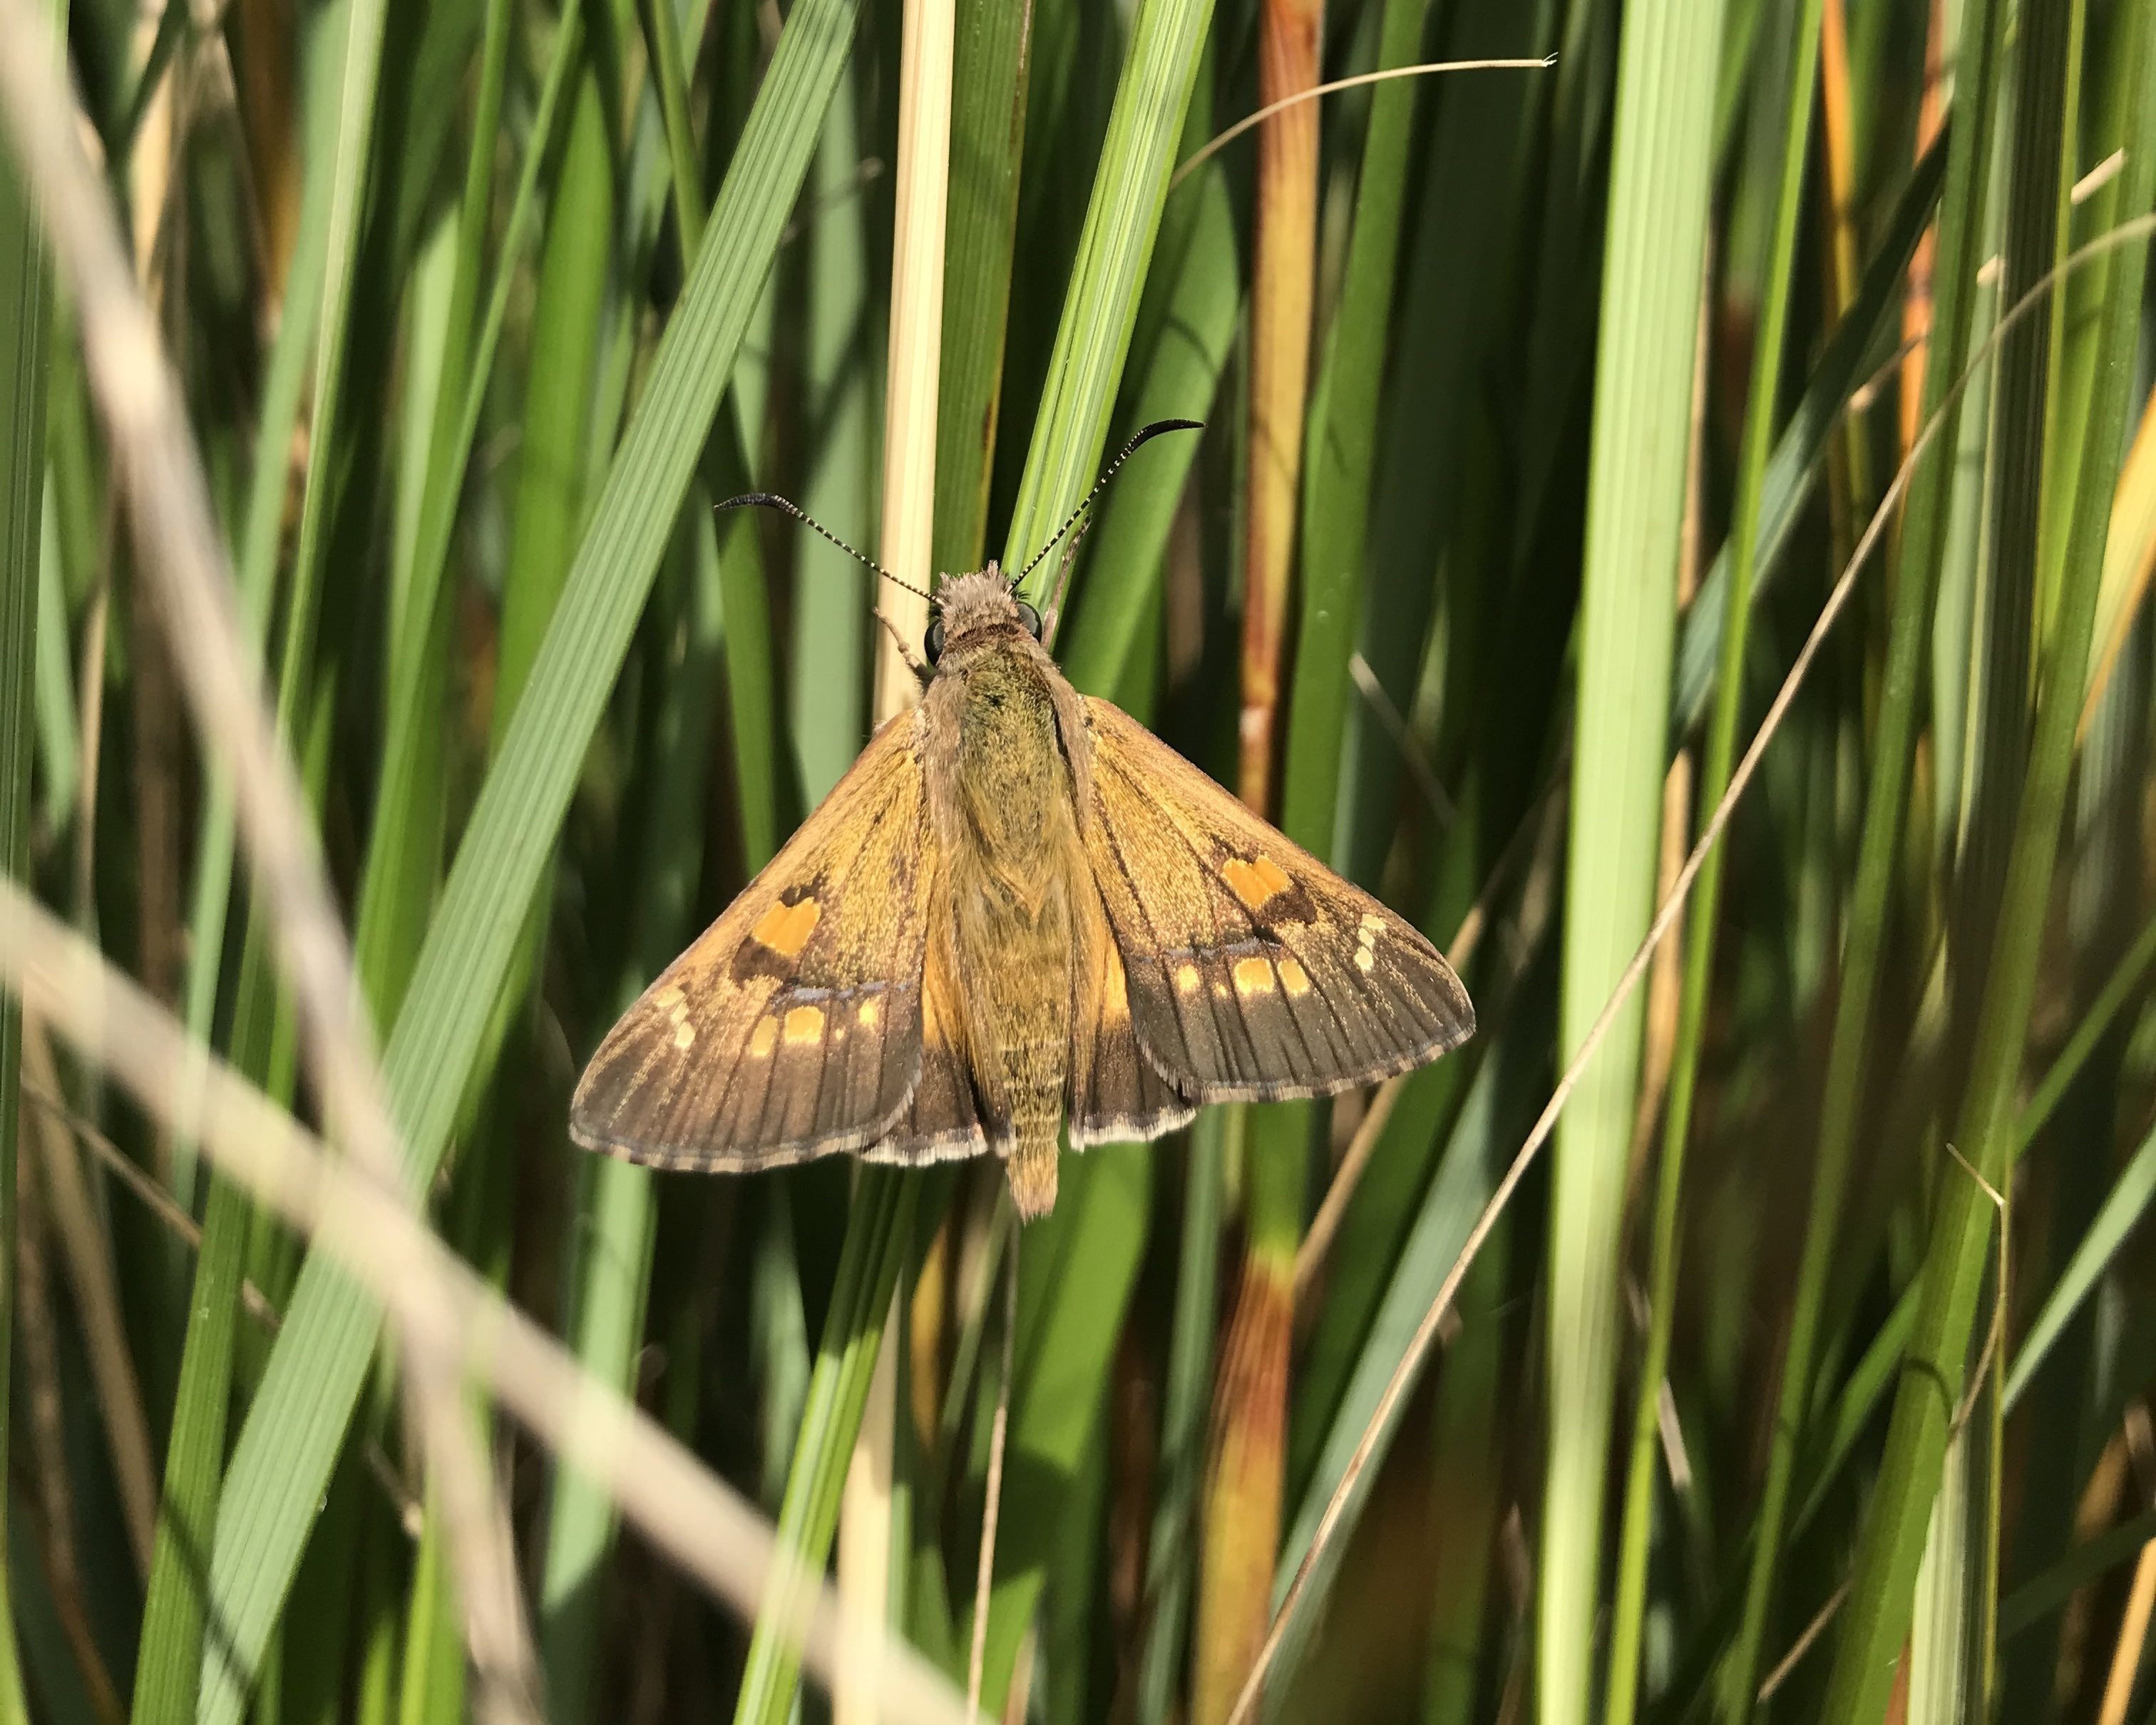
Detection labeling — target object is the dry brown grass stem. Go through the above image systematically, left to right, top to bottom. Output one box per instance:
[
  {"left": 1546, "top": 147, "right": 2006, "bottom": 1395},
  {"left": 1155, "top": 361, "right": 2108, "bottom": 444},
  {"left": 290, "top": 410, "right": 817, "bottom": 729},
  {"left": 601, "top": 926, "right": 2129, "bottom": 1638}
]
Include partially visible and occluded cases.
[
  {"left": 0, "top": 2, "right": 532, "bottom": 1710},
  {"left": 1167, "top": 55, "right": 1554, "bottom": 193},
  {"left": 0, "top": 880, "right": 976, "bottom": 1725}
]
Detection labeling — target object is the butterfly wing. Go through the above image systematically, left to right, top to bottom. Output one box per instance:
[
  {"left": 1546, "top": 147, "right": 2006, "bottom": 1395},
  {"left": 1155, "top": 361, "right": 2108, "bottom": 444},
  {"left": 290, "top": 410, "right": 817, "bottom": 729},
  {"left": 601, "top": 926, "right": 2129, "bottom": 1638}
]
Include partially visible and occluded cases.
[
  {"left": 1079, "top": 696, "right": 1474, "bottom": 1102},
  {"left": 571, "top": 709, "right": 942, "bottom": 1170},
  {"left": 1066, "top": 884, "right": 1198, "bottom": 1146},
  {"left": 863, "top": 901, "right": 995, "bottom": 1164}
]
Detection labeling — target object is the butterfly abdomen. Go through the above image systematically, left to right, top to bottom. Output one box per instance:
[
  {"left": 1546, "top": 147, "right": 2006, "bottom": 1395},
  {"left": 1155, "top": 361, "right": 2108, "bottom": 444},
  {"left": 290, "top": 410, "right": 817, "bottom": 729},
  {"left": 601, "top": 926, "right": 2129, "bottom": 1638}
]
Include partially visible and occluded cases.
[{"left": 936, "top": 641, "right": 1092, "bottom": 1219}]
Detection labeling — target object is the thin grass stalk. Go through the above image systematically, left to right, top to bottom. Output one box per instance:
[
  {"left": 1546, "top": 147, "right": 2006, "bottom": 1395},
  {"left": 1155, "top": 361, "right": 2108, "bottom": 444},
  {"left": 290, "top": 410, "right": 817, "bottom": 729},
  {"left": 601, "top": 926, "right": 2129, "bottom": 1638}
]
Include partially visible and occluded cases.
[
  {"left": 351, "top": 0, "right": 557, "bottom": 1025},
  {"left": 1946, "top": 0, "right": 2075, "bottom": 1086},
  {"left": 1541, "top": 2, "right": 1726, "bottom": 1719},
  {"left": 1718, "top": 2, "right": 2012, "bottom": 1709},
  {"left": 1603, "top": 4, "right": 1824, "bottom": 1720},
  {"left": 193, "top": 5, "right": 868, "bottom": 1712},
  {"left": 836, "top": 5, "right": 955, "bottom": 1714},
  {"left": 1817, "top": 5, "right": 2156, "bottom": 1715},
  {"left": 1194, "top": 6, "right": 1321, "bottom": 1721},
  {"left": 172, "top": 8, "right": 338, "bottom": 1209},
  {"left": 0, "top": 11, "right": 54, "bottom": 1707},
  {"left": 135, "top": 21, "right": 369, "bottom": 1719},
  {"left": 792, "top": 86, "right": 875, "bottom": 807},
  {"left": 1136, "top": 1112, "right": 1223, "bottom": 1725},
  {"left": 732, "top": 1170, "right": 922, "bottom": 1725}
]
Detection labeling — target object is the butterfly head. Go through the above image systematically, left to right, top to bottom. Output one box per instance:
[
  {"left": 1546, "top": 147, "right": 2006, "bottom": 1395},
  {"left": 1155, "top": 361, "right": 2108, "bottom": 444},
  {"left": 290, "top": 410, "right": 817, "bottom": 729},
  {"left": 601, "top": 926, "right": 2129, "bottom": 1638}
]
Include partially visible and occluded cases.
[{"left": 923, "top": 566, "right": 1042, "bottom": 667}]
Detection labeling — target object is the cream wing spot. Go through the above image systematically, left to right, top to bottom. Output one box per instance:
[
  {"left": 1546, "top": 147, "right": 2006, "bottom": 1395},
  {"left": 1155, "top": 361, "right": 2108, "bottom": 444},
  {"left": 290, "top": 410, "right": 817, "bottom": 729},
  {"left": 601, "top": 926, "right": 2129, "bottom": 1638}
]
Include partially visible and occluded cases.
[
  {"left": 1355, "top": 913, "right": 1383, "bottom": 974},
  {"left": 1233, "top": 956, "right": 1276, "bottom": 997},
  {"left": 1278, "top": 957, "right": 1312, "bottom": 997},
  {"left": 1176, "top": 963, "right": 1201, "bottom": 995},
  {"left": 784, "top": 1005, "right": 825, "bottom": 1046},
  {"left": 749, "top": 1018, "right": 779, "bottom": 1058},
  {"left": 672, "top": 1021, "right": 695, "bottom": 1050}
]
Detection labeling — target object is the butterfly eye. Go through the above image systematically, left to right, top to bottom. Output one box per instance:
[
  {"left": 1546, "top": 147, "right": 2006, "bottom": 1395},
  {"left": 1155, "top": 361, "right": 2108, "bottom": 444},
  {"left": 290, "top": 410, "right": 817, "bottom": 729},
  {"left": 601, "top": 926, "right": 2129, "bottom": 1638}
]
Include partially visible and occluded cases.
[
  {"left": 1016, "top": 600, "right": 1042, "bottom": 640},
  {"left": 924, "top": 618, "right": 947, "bottom": 664}
]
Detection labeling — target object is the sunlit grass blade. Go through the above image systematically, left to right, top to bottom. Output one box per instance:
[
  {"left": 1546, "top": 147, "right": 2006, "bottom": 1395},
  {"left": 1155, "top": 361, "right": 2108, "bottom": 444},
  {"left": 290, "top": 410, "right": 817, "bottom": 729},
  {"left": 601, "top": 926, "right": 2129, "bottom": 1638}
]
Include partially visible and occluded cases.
[
  {"left": 1003, "top": 0, "right": 1218, "bottom": 590},
  {"left": 1605, "top": 1, "right": 1822, "bottom": 1718},
  {"left": 1541, "top": 4, "right": 1725, "bottom": 1721},
  {"left": 195, "top": 6, "right": 868, "bottom": 1715},
  {"left": 732, "top": 1171, "right": 920, "bottom": 1724}
]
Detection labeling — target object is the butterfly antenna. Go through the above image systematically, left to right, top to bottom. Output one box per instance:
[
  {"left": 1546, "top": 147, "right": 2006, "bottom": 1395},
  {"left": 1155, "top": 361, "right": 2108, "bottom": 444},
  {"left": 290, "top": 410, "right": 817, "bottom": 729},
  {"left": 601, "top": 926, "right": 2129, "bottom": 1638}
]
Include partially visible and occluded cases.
[
  {"left": 1014, "top": 418, "right": 1203, "bottom": 585},
  {"left": 718, "top": 492, "right": 934, "bottom": 603}
]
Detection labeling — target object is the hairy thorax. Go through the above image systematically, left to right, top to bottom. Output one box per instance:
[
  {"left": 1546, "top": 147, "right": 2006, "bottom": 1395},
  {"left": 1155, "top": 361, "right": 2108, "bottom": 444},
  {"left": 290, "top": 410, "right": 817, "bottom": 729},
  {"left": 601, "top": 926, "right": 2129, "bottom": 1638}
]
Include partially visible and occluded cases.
[{"left": 938, "top": 641, "right": 1088, "bottom": 1217}]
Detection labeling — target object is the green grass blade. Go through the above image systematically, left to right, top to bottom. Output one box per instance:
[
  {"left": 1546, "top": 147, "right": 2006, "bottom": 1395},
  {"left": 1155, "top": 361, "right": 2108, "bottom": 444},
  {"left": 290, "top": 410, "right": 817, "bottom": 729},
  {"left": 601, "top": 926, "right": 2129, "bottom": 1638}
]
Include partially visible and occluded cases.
[
  {"left": 931, "top": 0, "right": 1034, "bottom": 575},
  {"left": 1002, "top": 0, "right": 1216, "bottom": 590},
  {"left": 1282, "top": 0, "right": 1422, "bottom": 871},
  {"left": 1719, "top": 1, "right": 2013, "bottom": 1705},
  {"left": 1605, "top": 2, "right": 1822, "bottom": 1717},
  {"left": 1817, "top": 4, "right": 2156, "bottom": 1716},
  {"left": 1542, "top": 6, "right": 1725, "bottom": 1723},
  {"left": 195, "top": 8, "right": 867, "bottom": 1715},
  {"left": 791, "top": 88, "right": 875, "bottom": 807},
  {"left": 1052, "top": 157, "right": 1234, "bottom": 698},
  {"left": 540, "top": 519, "right": 728, "bottom": 1725},
  {"left": 1265, "top": 1045, "right": 1516, "bottom": 1702},
  {"left": 1136, "top": 1114, "right": 1223, "bottom": 1725},
  {"left": 2004, "top": 1119, "right": 2156, "bottom": 1410},
  {"left": 972, "top": 1147, "right": 1154, "bottom": 1708},
  {"left": 732, "top": 1169, "right": 919, "bottom": 1724}
]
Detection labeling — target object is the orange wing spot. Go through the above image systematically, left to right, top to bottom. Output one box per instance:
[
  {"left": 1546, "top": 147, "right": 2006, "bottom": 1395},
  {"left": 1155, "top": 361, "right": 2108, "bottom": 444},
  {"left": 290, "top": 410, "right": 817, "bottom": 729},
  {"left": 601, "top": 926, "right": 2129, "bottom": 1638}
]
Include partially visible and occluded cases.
[
  {"left": 1223, "top": 856, "right": 1291, "bottom": 913},
  {"left": 751, "top": 897, "right": 822, "bottom": 959},
  {"left": 1101, "top": 951, "right": 1131, "bottom": 1018},
  {"left": 1233, "top": 956, "right": 1276, "bottom": 996},
  {"left": 1278, "top": 957, "right": 1312, "bottom": 997},
  {"left": 1176, "top": 963, "right": 1201, "bottom": 995},
  {"left": 784, "top": 1005, "right": 825, "bottom": 1045},
  {"left": 749, "top": 1018, "right": 779, "bottom": 1058}
]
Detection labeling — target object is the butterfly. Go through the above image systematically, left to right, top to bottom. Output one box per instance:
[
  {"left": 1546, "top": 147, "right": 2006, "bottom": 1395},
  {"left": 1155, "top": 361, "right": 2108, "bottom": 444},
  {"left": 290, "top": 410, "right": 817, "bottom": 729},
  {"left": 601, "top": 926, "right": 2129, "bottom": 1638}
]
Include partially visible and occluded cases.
[{"left": 570, "top": 424, "right": 1474, "bottom": 1220}]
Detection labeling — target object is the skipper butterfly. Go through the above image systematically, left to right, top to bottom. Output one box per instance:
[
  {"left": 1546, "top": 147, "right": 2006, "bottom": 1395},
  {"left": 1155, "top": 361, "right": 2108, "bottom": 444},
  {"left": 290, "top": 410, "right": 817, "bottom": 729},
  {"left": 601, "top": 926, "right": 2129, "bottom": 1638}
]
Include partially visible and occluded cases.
[{"left": 571, "top": 424, "right": 1474, "bottom": 1219}]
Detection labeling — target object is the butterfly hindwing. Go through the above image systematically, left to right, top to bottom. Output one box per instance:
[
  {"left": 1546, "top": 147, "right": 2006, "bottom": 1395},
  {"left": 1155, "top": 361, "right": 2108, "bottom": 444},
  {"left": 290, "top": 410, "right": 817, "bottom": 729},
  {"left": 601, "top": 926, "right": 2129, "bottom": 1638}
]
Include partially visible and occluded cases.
[
  {"left": 1079, "top": 695, "right": 1474, "bottom": 1102},
  {"left": 570, "top": 710, "right": 935, "bottom": 1170},
  {"left": 1067, "top": 885, "right": 1198, "bottom": 1146},
  {"left": 865, "top": 901, "right": 997, "bottom": 1164}
]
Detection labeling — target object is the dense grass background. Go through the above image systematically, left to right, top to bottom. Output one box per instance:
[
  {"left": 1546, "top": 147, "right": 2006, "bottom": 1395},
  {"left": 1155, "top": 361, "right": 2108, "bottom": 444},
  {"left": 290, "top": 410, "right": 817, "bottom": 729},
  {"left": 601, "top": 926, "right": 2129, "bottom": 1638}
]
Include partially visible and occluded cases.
[{"left": 6, "top": 0, "right": 2156, "bottom": 1721}]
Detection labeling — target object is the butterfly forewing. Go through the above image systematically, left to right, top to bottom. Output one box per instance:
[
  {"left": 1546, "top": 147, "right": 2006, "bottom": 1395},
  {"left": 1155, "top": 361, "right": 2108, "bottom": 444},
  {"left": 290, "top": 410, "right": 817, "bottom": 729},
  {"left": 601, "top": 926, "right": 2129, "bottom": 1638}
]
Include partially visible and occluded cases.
[
  {"left": 1079, "top": 696, "right": 1474, "bottom": 1102},
  {"left": 570, "top": 710, "right": 936, "bottom": 1170}
]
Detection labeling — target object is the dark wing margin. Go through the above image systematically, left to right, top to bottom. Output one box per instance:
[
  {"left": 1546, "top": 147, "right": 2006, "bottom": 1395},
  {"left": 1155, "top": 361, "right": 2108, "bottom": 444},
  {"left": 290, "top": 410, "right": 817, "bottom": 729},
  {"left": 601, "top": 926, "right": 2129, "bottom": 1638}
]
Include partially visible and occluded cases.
[
  {"left": 1079, "top": 696, "right": 1474, "bottom": 1103},
  {"left": 571, "top": 710, "right": 935, "bottom": 1171}
]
